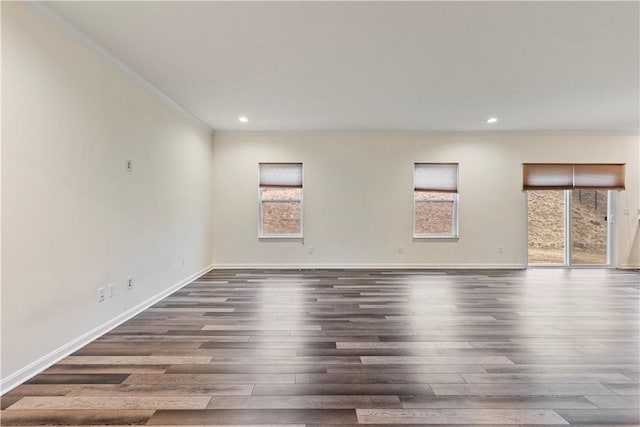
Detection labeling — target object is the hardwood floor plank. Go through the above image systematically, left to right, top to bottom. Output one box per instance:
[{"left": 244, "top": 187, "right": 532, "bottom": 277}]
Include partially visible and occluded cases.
[
  {"left": 201, "top": 324, "right": 321, "bottom": 331},
  {"left": 97, "top": 335, "right": 249, "bottom": 342},
  {"left": 199, "top": 341, "right": 336, "bottom": 349},
  {"left": 336, "top": 341, "right": 473, "bottom": 349},
  {"left": 149, "top": 348, "right": 299, "bottom": 357},
  {"left": 298, "top": 348, "right": 442, "bottom": 356},
  {"left": 58, "top": 356, "right": 212, "bottom": 365},
  {"left": 210, "top": 356, "right": 362, "bottom": 364},
  {"left": 361, "top": 356, "right": 513, "bottom": 364},
  {"left": 43, "top": 364, "right": 168, "bottom": 374},
  {"left": 166, "top": 364, "right": 328, "bottom": 374},
  {"left": 326, "top": 364, "right": 487, "bottom": 374},
  {"left": 482, "top": 364, "right": 640, "bottom": 374},
  {"left": 123, "top": 373, "right": 295, "bottom": 384},
  {"left": 295, "top": 373, "right": 465, "bottom": 384},
  {"left": 462, "top": 373, "right": 633, "bottom": 383},
  {"left": 25, "top": 374, "right": 128, "bottom": 385},
  {"left": 252, "top": 383, "right": 435, "bottom": 395},
  {"left": 430, "top": 383, "right": 617, "bottom": 396},
  {"left": 605, "top": 383, "right": 640, "bottom": 395},
  {"left": 67, "top": 384, "right": 253, "bottom": 396},
  {"left": 4, "top": 385, "right": 78, "bottom": 397},
  {"left": 207, "top": 395, "right": 402, "bottom": 409},
  {"left": 400, "top": 395, "right": 598, "bottom": 409},
  {"left": 584, "top": 395, "right": 640, "bottom": 409},
  {"left": 1, "top": 396, "right": 23, "bottom": 410},
  {"left": 5, "top": 396, "right": 211, "bottom": 410},
  {"left": 147, "top": 408, "right": 358, "bottom": 424},
  {"left": 355, "top": 408, "right": 569, "bottom": 424},
  {"left": 0, "top": 409, "right": 154, "bottom": 425},
  {"left": 555, "top": 409, "right": 640, "bottom": 424}
]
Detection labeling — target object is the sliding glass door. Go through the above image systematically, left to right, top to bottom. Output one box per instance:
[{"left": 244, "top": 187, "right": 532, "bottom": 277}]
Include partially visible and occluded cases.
[
  {"left": 527, "top": 189, "right": 612, "bottom": 266},
  {"left": 528, "top": 190, "right": 566, "bottom": 264},
  {"left": 571, "top": 190, "right": 609, "bottom": 264}
]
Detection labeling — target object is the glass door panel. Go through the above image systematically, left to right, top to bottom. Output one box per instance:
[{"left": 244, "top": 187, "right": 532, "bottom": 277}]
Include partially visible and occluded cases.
[
  {"left": 528, "top": 190, "right": 566, "bottom": 264},
  {"left": 571, "top": 190, "right": 608, "bottom": 264}
]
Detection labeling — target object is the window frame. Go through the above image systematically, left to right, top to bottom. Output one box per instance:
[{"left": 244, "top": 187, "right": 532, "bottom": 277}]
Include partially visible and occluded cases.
[
  {"left": 258, "top": 163, "right": 304, "bottom": 239},
  {"left": 413, "top": 163, "right": 459, "bottom": 239},
  {"left": 413, "top": 192, "right": 459, "bottom": 239}
]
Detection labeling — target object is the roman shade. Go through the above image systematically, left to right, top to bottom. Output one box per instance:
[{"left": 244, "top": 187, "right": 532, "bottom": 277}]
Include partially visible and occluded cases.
[
  {"left": 259, "top": 163, "right": 303, "bottom": 188},
  {"left": 414, "top": 163, "right": 458, "bottom": 193},
  {"left": 523, "top": 163, "right": 625, "bottom": 190},
  {"left": 523, "top": 164, "right": 574, "bottom": 190},
  {"left": 574, "top": 164, "right": 625, "bottom": 189}
]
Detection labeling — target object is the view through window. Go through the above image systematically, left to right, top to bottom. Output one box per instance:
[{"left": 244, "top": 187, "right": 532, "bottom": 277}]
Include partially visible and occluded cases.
[{"left": 260, "top": 187, "right": 302, "bottom": 235}]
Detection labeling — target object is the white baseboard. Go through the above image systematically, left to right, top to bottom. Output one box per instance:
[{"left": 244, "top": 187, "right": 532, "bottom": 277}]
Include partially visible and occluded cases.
[
  {"left": 211, "top": 263, "right": 526, "bottom": 270},
  {"left": 0, "top": 264, "right": 214, "bottom": 395},
  {"left": 618, "top": 264, "right": 640, "bottom": 270}
]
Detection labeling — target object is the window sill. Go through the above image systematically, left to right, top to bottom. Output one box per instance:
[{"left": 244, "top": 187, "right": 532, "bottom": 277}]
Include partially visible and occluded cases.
[
  {"left": 259, "top": 235, "right": 303, "bottom": 241},
  {"left": 413, "top": 235, "right": 459, "bottom": 241}
]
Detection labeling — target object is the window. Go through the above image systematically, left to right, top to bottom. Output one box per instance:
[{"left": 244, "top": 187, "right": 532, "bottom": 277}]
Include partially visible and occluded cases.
[
  {"left": 259, "top": 163, "right": 303, "bottom": 238},
  {"left": 414, "top": 163, "right": 459, "bottom": 238}
]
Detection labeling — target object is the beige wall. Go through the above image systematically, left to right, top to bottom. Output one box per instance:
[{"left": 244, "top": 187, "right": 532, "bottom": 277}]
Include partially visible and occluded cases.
[
  {"left": 1, "top": 3, "right": 215, "bottom": 387},
  {"left": 211, "top": 132, "right": 639, "bottom": 268}
]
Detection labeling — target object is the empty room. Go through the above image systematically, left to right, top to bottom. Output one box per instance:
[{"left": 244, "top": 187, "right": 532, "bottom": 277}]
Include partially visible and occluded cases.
[{"left": 1, "top": 1, "right": 639, "bottom": 426}]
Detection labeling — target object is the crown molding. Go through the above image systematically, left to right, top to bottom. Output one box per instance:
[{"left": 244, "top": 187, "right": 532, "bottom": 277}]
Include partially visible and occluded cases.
[{"left": 28, "top": 1, "right": 213, "bottom": 134}]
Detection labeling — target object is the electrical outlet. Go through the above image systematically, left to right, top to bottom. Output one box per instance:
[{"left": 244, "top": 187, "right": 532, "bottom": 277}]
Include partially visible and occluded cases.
[
  {"left": 126, "top": 160, "right": 133, "bottom": 172},
  {"left": 624, "top": 208, "right": 630, "bottom": 215},
  {"left": 308, "top": 246, "right": 314, "bottom": 254},
  {"left": 498, "top": 246, "right": 504, "bottom": 254},
  {"left": 398, "top": 247, "right": 404, "bottom": 254},
  {"left": 127, "top": 277, "right": 134, "bottom": 290},
  {"left": 108, "top": 284, "right": 115, "bottom": 298},
  {"left": 98, "top": 287, "right": 106, "bottom": 302}
]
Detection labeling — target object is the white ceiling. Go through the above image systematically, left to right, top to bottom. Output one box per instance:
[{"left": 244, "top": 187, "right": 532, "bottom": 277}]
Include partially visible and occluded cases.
[{"left": 44, "top": 1, "right": 639, "bottom": 132}]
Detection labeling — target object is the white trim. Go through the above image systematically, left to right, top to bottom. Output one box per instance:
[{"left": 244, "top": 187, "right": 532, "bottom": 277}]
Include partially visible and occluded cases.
[
  {"left": 28, "top": 2, "right": 212, "bottom": 133},
  {"left": 564, "top": 189, "right": 571, "bottom": 265},
  {"left": 607, "top": 190, "right": 616, "bottom": 266},
  {"left": 259, "top": 235, "right": 304, "bottom": 240},
  {"left": 413, "top": 236, "right": 460, "bottom": 241},
  {"left": 211, "top": 263, "right": 526, "bottom": 270},
  {"left": 0, "top": 264, "right": 214, "bottom": 395},
  {"left": 528, "top": 265, "right": 616, "bottom": 269},
  {"left": 618, "top": 265, "right": 640, "bottom": 269}
]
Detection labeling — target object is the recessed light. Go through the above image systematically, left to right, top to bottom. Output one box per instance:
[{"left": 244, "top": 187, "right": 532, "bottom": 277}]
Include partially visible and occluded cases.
[
  {"left": 238, "top": 116, "right": 248, "bottom": 123},
  {"left": 486, "top": 117, "right": 498, "bottom": 124}
]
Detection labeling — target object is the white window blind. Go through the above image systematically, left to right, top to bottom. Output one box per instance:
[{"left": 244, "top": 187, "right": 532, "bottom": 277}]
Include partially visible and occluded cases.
[
  {"left": 259, "top": 163, "right": 303, "bottom": 188},
  {"left": 414, "top": 163, "right": 458, "bottom": 192},
  {"left": 523, "top": 163, "right": 625, "bottom": 190},
  {"left": 523, "top": 164, "right": 574, "bottom": 189},
  {"left": 574, "top": 164, "right": 625, "bottom": 189}
]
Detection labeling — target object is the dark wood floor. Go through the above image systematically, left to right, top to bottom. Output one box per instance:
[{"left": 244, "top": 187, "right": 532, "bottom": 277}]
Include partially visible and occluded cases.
[{"left": 2, "top": 268, "right": 639, "bottom": 426}]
